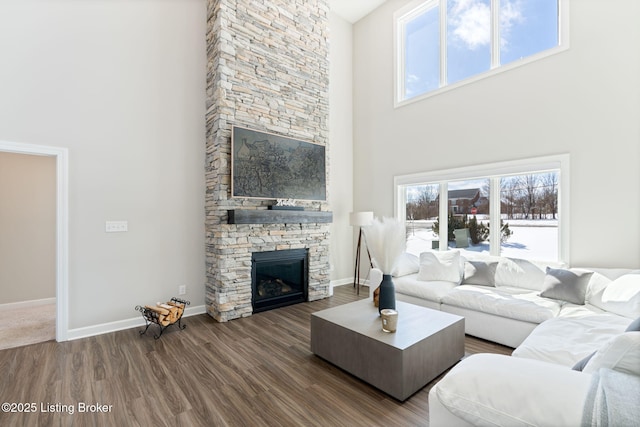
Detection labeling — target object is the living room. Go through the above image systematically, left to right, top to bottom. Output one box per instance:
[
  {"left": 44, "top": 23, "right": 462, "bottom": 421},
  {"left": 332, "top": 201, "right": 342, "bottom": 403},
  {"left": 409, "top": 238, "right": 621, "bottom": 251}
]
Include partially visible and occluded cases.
[{"left": 0, "top": 0, "right": 638, "bottom": 425}]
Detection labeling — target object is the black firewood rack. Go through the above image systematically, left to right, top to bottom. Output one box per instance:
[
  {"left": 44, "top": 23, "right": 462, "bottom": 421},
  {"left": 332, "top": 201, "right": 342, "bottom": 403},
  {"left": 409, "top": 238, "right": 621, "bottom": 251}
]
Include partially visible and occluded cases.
[{"left": 135, "top": 297, "right": 190, "bottom": 339}]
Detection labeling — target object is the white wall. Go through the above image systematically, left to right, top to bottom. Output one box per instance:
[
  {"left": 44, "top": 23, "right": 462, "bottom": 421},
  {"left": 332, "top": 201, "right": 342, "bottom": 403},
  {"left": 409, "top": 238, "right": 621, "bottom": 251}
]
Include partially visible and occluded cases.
[
  {"left": 0, "top": 0, "right": 207, "bottom": 329},
  {"left": 352, "top": 0, "right": 640, "bottom": 268},
  {"left": 329, "top": 12, "right": 355, "bottom": 285},
  {"left": 0, "top": 152, "right": 56, "bottom": 304}
]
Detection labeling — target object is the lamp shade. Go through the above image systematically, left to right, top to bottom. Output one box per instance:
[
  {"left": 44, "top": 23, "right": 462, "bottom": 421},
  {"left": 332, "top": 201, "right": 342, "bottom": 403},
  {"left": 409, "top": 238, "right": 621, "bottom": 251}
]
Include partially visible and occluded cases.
[{"left": 349, "top": 211, "right": 374, "bottom": 227}]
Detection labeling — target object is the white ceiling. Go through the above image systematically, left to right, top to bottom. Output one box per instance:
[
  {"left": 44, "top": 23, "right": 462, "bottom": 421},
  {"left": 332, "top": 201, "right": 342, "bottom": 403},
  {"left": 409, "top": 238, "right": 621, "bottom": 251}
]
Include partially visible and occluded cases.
[{"left": 329, "top": 0, "right": 387, "bottom": 23}]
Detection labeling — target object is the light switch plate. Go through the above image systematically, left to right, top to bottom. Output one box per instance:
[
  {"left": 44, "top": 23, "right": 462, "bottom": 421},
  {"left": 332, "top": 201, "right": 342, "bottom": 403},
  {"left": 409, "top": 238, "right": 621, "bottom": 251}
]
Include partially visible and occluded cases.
[{"left": 105, "top": 221, "right": 128, "bottom": 233}]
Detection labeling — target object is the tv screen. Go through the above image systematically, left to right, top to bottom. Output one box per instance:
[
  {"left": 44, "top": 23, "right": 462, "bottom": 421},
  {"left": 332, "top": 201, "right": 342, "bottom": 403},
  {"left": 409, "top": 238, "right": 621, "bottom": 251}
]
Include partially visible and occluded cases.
[{"left": 231, "top": 126, "right": 327, "bottom": 201}]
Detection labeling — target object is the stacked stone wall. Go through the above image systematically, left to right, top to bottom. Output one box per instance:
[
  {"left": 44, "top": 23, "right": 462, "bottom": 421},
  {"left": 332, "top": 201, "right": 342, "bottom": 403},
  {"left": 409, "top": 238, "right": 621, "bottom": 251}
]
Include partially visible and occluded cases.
[{"left": 205, "top": 0, "right": 330, "bottom": 322}]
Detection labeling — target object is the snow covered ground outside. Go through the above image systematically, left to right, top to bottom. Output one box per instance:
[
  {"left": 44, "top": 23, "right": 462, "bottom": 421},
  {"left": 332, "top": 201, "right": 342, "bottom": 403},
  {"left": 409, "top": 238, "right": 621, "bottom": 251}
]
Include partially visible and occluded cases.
[{"left": 405, "top": 219, "right": 558, "bottom": 261}]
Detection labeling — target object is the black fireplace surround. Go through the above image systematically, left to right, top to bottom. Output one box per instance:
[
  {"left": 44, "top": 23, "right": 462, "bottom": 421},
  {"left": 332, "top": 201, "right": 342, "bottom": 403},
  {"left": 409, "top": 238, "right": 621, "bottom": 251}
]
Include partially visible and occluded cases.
[{"left": 251, "top": 249, "right": 309, "bottom": 313}]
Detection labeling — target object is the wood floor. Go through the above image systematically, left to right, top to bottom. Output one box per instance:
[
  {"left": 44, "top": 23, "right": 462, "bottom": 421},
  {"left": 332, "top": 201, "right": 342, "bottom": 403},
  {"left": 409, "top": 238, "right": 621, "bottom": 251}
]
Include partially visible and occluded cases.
[{"left": 0, "top": 285, "right": 512, "bottom": 427}]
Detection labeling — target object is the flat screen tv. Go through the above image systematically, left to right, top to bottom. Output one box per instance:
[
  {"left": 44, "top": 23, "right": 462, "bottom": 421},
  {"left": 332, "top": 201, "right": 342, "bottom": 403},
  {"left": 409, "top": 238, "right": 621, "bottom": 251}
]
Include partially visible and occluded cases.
[{"left": 231, "top": 126, "right": 326, "bottom": 201}]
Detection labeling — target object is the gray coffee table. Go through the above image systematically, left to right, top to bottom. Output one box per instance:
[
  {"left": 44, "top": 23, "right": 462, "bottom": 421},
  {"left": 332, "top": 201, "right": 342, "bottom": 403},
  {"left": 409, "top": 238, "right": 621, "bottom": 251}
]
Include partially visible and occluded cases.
[{"left": 310, "top": 299, "right": 464, "bottom": 401}]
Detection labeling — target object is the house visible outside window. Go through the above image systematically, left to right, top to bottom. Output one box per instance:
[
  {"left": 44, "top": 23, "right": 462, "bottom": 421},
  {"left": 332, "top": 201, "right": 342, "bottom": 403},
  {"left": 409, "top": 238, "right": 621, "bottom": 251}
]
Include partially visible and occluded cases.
[
  {"left": 396, "top": 0, "right": 568, "bottom": 105},
  {"left": 395, "top": 155, "right": 568, "bottom": 263}
]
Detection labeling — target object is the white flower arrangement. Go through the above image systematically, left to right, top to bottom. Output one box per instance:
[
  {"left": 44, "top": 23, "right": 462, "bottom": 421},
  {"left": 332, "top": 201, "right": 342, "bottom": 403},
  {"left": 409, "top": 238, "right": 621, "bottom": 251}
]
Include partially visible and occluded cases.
[{"left": 363, "top": 217, "right": 406, "bottom": 275}]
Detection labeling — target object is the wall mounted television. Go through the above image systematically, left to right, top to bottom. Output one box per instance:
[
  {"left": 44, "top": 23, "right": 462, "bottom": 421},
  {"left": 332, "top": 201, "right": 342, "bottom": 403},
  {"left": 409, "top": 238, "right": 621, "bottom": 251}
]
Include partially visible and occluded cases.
[{"left": 231, "top": 125, "right": 327, "bottom": 201}]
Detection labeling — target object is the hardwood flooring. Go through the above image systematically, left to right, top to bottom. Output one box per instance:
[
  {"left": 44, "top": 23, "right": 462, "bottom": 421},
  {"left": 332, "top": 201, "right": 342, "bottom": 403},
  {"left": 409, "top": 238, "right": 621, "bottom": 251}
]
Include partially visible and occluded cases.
[{"left": 0, "top": 285, "right": 512, "bottom": 427}]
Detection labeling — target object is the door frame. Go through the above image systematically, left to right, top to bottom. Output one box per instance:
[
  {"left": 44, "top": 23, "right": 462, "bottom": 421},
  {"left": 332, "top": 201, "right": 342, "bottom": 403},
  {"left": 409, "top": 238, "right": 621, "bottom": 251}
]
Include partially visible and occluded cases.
[{"left": 0, "top": 140, "right": 69, "bottom": 341}]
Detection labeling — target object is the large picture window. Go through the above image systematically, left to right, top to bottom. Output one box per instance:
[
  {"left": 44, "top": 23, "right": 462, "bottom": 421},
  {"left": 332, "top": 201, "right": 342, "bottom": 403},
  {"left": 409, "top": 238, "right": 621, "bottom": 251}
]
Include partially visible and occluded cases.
[
  {"left": 396, "top": 0, "right": 568, "bottom": 105},
  {"left": 395, "top": 155, "right": 569, "bottom": 263}
]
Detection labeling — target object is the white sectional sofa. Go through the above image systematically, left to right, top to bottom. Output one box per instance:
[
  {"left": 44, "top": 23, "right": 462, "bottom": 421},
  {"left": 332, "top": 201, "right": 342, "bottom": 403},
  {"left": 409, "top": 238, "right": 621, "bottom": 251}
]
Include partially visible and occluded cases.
[
  {"left": 386, "top": 251, "right": 640, "bottom": 426},
  {"left": 392, "top": 252, "right": 637, "bottom": 349}
]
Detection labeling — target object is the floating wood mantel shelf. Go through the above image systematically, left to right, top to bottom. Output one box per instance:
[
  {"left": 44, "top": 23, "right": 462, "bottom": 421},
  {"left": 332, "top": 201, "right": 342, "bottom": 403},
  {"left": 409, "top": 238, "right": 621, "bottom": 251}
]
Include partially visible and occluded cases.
[{"left": 228, "top": 209, "right": 333, "bottom": 225}]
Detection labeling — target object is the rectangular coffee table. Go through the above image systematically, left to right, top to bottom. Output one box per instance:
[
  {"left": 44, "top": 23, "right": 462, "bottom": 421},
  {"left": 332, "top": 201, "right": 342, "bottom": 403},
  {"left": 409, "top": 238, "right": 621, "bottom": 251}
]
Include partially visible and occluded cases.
[{"left": 310, "top": 299, "right": 464, "bottom": 401}]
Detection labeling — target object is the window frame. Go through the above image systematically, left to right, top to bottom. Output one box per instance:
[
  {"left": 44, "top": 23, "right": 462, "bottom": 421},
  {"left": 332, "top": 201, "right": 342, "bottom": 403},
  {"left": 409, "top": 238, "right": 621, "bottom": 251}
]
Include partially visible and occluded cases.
[
  {"left": 394, "top": 0, "right": 570, "bottom": 107},
  {"left": 394, "top": 154, "right": 570, "bottom": 263}
]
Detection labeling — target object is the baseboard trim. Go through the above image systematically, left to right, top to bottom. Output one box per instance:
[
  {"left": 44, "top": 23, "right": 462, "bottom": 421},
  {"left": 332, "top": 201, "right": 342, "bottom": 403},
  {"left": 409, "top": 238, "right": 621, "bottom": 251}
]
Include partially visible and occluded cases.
[
  {"left": 330, "top": 277, "right": 353, "bottom": 287},
  {"left": 330, "top": 278, "right": 373, "bottom": 287},
  {"left": 0, "top": 297, "right": 56, "bottom": 310},
  {"left": 66, "top": 304, "right": 206, "bottom": 341}
]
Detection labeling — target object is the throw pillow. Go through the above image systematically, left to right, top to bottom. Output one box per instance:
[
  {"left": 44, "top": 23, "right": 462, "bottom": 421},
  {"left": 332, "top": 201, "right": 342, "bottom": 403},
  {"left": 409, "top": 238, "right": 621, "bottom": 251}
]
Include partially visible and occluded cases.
[
  {"left": 416, "top": 251, "right": 463, "bottom": 283},
  {"left": 391, "top": 252, "right": 420, "bottom": 277},
  {"left": 494, "top": 257, "right": 548, "bottom": 290},
  {"left": 462, "top": 260, "right": 498, "bottom": 287},
  {"left": 539, "top": 267, "right": 593, "bottom": 305},
  {"left": 588, "top": 273, "right": 640, "bottom": 319},
  {"left": 626, "top": 317, "right": 640, "bottom": 332},
  {"left": 583, "top": 332, "right": 640, "bottom": 376},
  {"left": 571, "top": 351, "right": 596, "bottom": 371}
]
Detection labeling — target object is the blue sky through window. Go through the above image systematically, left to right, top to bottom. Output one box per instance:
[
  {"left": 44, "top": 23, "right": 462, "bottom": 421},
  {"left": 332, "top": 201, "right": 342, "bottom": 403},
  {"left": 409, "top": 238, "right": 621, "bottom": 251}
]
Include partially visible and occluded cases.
[
  {"left": 402, "top": 0, "right": 559, "bottom": 99},
  {"left": 447, "top": 0, "right": 491, "bottom": 84},
  {"left": 500, "top": 0, "right": 558, "bottom": 65},
  {"left": 405, "top": 5, "right": 439, "bottom": 98}
]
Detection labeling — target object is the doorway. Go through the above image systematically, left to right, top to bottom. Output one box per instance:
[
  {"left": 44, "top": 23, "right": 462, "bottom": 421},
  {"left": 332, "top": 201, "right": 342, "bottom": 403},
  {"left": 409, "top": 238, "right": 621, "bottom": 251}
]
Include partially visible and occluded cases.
[{"left": 0, "top": 140, "right": 69, "bottom": 343}]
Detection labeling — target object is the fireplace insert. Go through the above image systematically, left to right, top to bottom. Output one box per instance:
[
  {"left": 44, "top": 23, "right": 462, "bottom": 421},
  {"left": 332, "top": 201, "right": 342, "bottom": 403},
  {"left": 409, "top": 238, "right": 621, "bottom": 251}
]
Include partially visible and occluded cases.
[{"left": 251, "top": 249, "right": 308, "bottom": 313}]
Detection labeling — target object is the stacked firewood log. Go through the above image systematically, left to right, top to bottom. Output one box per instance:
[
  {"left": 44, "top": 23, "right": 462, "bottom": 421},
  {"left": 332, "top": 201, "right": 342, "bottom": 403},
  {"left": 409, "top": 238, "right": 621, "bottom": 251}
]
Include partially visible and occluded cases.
[{"left": 144, "top": 301, "right": 185, "bottom": 326}]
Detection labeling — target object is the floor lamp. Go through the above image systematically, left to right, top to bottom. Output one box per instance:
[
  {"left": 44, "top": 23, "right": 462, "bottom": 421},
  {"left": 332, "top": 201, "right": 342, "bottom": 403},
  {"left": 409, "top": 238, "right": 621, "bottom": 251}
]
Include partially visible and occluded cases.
[{"left": 350, "top": 211, "right": 374, "bottom": 295}]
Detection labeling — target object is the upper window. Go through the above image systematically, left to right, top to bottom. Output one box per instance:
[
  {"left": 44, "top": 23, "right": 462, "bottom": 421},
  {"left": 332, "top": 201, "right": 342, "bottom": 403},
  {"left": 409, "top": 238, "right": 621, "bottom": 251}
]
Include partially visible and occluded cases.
[{"left": 396, "top": 0, "right": 567, "bottom": 104}]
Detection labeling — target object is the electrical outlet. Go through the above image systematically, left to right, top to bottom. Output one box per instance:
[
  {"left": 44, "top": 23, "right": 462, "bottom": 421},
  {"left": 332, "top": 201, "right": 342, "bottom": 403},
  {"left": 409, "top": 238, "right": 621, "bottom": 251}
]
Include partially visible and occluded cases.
[
  {"left": 105, "top": 221, "right": 128, "bottom": 233},
  {"left": 178, "top": 285, "right": 187, "bottom": 295}
]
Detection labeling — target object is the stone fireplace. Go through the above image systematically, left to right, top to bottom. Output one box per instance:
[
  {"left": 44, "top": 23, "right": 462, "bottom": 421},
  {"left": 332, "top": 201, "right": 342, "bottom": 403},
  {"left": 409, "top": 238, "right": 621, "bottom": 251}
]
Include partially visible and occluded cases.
[{"left": 204, "top": 0, "right": 330, "bottom": 322}]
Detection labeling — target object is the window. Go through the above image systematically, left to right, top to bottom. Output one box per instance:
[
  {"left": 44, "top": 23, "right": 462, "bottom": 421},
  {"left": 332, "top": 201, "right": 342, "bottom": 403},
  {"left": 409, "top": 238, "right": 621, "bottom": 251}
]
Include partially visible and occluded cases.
[
  {"left": 396, "top": 0, "right": 568, "bottom": 104},
  {"left": 394, "top": 155, "right": 568, "bottom": 263},
  {"left": 500, "top": 172, "right": 560, "bottom": 260},
  {"left": 405, "top": 183, "right": 440, "bottom": 253}
]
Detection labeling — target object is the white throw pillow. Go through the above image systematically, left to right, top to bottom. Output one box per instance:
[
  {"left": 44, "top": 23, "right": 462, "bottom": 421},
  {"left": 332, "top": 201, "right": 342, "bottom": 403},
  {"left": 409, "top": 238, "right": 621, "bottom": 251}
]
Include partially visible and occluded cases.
[
  {"left": 416, "top": 251, "right": 463, "bottom": 283},
  {"left": 391, "top": 252, "right": 420, "bottom": 277},
  {"left": 494, "top": 257, "right": 547, "bottom": 290},
  {"left": 588, "top": 273, "right": 640, "bottom": 319},
  {"left": 583, "top": 332, "right": 640, "bottom": 376}
]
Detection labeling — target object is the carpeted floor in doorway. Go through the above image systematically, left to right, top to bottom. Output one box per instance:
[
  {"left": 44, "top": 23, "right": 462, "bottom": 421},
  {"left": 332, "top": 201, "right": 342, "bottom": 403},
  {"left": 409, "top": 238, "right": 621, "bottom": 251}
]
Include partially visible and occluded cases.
[{"left": 0, "top": 303, "right": 55, "bottom": 350}]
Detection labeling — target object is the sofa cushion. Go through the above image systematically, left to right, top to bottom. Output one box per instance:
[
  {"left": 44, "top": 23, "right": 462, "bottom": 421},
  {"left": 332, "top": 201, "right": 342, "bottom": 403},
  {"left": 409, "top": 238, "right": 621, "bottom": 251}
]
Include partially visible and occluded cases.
[
  {"left": 416, "top": 251, "right": 463, "bottom": 283},
  {"left": 391, "top": 252, "right": 419, "bottom": 277},
  {"left": 494, "top": 257, "right": 547, "bottom": 291},
  {"left": 462, "top": 260, "right": 498, "bottom": 287},
  {"left": 539, "top": 267, "right": 593, "bottom": 305},
  {"left": 584, "top": 271, "right": 614, "bottom": 301},
  {"left": 393, "top": 273, "right": 458, "bottom": 303},
  {"left": 588, "top": 273, "right": 640, "bottom": 319},
  {"left": 441, "top": 285, "right": 561, "bottom": 324},
  {"left": 512, "top": 312, "right": 631, "bottom": 367},
  {"left": 583, "top": 332, "right": 640, "bottom": 376},
  {"left": 434, "top": 354, "right": 592, "bottom": 427}
]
